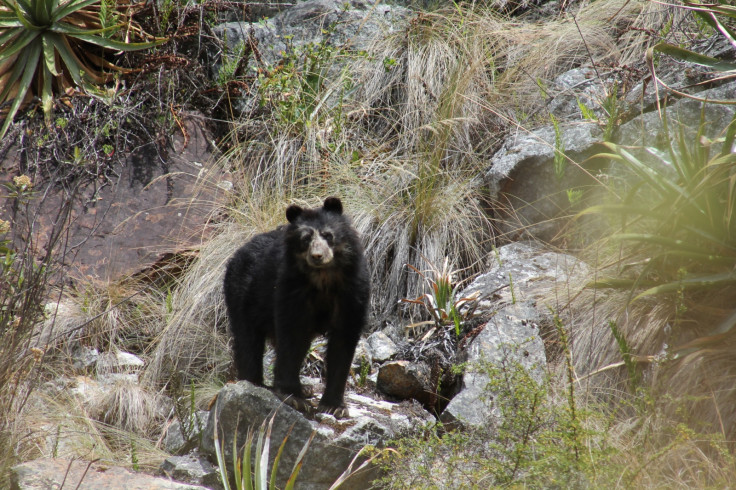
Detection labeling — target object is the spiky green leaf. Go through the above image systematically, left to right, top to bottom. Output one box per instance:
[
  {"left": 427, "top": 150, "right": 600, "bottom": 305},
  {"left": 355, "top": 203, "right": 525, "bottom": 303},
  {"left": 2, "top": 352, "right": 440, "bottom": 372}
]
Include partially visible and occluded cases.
[{"left": 653, "top": 42, "right": 736, "bottom": 71}]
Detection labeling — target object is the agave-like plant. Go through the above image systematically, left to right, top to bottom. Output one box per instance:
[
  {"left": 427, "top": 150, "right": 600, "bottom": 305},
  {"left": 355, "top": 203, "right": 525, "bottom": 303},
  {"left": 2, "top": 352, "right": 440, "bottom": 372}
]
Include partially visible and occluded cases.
[
  {"left": 0, "top": 0, "right": 162, "bottom": 139},
  {"left": 582, "top": 111, "right": 736, "bottom": 353}
]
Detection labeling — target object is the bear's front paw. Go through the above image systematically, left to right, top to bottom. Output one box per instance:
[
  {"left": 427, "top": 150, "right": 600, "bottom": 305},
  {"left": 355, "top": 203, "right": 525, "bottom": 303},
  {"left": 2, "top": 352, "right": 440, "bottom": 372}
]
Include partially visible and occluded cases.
[
  {"left": 275, "top": 391, "right": 315, "bottom": 415},
  {"left": 316, "top": 403, "right": 349, "bottom": 419}
]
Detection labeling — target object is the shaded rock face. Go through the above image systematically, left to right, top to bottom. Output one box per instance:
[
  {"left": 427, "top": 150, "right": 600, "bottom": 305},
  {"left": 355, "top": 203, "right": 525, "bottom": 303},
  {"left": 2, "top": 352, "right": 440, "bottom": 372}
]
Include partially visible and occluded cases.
[
  {"left": 0, "top": 114, "right": 228, "bottom": 283},
  {"left": 485, "top": 121, "right": 606, "bottom": 242},
  {"left": 200, "top": 381, "right": 433, "bottom": 489},
  {"left": 10, "top": 458, "right": 208, "bottom": 490}
]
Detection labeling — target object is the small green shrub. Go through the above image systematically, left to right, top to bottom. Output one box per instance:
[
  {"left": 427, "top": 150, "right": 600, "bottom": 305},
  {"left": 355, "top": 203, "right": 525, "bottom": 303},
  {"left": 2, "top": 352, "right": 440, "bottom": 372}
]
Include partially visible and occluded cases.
[{"left": 377, "top": 345, "right": 611, "bottom": 488}]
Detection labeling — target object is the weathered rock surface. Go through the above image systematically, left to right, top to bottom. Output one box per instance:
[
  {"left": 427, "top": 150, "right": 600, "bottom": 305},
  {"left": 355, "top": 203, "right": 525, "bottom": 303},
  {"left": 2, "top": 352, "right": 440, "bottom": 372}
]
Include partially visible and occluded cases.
[
  {"left": 211, "top": 0, "right": 409, "bottom": 75},
  {"left": 546, "top": 67, "right": 616, "bottom": 120},
  {"left": 616, "top": 80, "right": 736, "bottom": 148},
  {"left": 0, "top": 114, "right": 227, "bottom": 282},
  {"left": 485, "top": 121, "right": 605, "bottom": 241},
  {"left": 463, "top": 241, "right": 589, "bottom": 315},
  {"left": 439, "top": 242, "right": 587, "bottom": 429},
  {"left": 440, "top": 302, "right": 546, "bottom": 429},
  {"left": 365, "top": 330, "right": 398, "bottom": 362},
  {"left": 376, "top": 360, "right": 432, "bottom": 405},
  {"left": 200, "top": 381, "right": 433, "bottom": 489},
  {"left": 164, "top": 410, "right": 211, "bottom": 455},
  {"left": 159, "top": 451, "right": 221, "bottom": 489},
  {"left": 10, "top": 458, "right": 207, "bottom": 490}
]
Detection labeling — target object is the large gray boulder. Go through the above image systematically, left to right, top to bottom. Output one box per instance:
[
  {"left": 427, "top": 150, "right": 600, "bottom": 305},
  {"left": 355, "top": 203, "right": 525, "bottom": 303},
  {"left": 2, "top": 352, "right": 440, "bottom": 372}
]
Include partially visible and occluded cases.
[
  {"left": 211, "top": 0, "right": 409, "bottom": 74},
  {"left": 616, "top": 80, "right": 736, "bottom": 148},
  {"left": 485, "top": 121, "right": 605, "bottom": 241},
  {"left": 439, "top": 242, "right": 588, "bottom": 429},
  {"left": 440, "top": 302, "right": 546, "bottom": 430},
  {"left": 200, "top": 381, "right": 433, "bottom": 489}
]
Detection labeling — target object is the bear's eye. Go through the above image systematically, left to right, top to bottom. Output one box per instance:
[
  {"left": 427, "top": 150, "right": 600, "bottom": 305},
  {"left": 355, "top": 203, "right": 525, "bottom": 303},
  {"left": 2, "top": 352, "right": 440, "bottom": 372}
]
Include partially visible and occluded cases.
[
  {"left": 300, "top": 229, "right": 313, "bottom": 244},
  {"left": 321, "top": 231, "right": 334, "bottom": 243}
]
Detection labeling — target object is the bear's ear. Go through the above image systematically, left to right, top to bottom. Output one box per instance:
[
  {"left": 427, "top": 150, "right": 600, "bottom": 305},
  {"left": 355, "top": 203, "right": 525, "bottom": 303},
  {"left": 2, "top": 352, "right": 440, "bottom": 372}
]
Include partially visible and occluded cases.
[
  {"left": 323, "top": 197, "right": 343, "bottom": 215},
  {"left": 286, "top": 205, "right": 303, "bottom": 223}
]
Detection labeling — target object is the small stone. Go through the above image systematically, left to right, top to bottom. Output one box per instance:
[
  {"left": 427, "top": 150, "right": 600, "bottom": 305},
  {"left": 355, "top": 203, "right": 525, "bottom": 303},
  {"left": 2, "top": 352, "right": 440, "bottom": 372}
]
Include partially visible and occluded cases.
[{"left": 366, "top": 331, "right": 398, "bottom": 362}]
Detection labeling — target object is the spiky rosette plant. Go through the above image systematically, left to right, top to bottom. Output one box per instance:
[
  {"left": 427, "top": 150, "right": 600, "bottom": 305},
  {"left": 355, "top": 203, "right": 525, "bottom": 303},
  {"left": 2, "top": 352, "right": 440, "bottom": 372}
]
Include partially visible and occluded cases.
[{"left": 0, "top": 0, "right": 163, "bottom": 138}]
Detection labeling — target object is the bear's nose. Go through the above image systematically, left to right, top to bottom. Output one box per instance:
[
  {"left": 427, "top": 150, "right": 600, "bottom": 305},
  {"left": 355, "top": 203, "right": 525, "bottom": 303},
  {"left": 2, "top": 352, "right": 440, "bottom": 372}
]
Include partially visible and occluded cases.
[{"left": 311, "top": 252, "right": 323, "bottom": 261}]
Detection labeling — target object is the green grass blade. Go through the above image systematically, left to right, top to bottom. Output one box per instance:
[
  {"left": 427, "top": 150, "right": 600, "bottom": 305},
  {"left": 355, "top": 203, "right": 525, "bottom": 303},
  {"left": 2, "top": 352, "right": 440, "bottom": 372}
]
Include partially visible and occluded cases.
[
  {"left": 9, "top": 0, "right": 37, "bottom": 30},
  {"left": 13, "top": 0, "right": 31, "bottom": 16},
  {"left": 33, "top": 0, "right": 53, "bottom": 25},
  {"left": 0, "top": 27, "right": 40, "bottom": 59},
  {"left": 62, "top": 30, "right": 165, "bottom": 51},
  {"left": 46, "top": 32, "right": 85, "bottom": 85},
  {"left": 41, "top": 34, "right": 58, "bottom": 75},
  {"left": 653, "top": 42, "right": 736, "bottom": 71},
  {"left": 0, "top": 53, "right": 25, "bottom": 101},
  {"left": 41, "top": 62, "right": 53, "bottom": 118},
  {"left": 721, "top": 113, "right": 736, "bottom": 158},
  {"left": 613, "top": 233, "right": 716, "bottom": 255},
  {"left": 633, "top": 272, "right": 736, "bottom": 301},
  {"left": 585, "top": 278, "right": 658, "bottom": 290},
  {"left": 213, "top": 411, "right": 232, "bottom": 490},
  {"left": 254, "top": 417, "right": 270, "bottom": 490},
  {"left": 270, "top": 427, "right": 292, "bottom": 490},
  {"left": 243, "top": 429, "right": 254, "bottom": 490},
  {"left": 232, "top": 430, "right": 241, "bottom": 490},
  {"left": 285, "top": 430, "right": 315, "bottom": 490},
  {"left": 327, "top": 446, "right": 376, "bottom": 490}
]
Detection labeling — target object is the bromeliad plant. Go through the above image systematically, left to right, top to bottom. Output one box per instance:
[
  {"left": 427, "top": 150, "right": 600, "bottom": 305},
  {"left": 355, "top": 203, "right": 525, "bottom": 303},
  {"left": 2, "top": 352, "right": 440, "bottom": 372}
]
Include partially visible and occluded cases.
[
  {"left": 0, "top": 0, "right": 163, "bottom": 138},
  {"left": 582, "top": 111, "right": 736, "bottom": 354},
  {"left": 402, "top": 257, "right": 480, "bottom": 337}
]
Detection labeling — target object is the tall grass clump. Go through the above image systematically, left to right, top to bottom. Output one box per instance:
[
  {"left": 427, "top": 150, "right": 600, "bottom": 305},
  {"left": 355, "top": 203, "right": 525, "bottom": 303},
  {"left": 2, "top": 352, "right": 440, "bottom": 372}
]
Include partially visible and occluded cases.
[{"left": 143, "top": 187, "right": 290, "bottom": 387}]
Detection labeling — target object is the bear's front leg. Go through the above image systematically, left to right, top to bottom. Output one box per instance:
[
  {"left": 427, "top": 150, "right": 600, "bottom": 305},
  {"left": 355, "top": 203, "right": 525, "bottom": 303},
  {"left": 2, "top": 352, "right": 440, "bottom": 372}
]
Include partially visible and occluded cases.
[{"left": 318, "top": 328, "right": 360, "bottom": 419}]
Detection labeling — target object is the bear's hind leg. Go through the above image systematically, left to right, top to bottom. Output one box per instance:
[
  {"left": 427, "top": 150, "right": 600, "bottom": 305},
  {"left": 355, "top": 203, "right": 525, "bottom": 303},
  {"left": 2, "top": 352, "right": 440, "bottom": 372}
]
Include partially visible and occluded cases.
[{"left": 232, "top": 325, "right": 266, "bottom": 386}]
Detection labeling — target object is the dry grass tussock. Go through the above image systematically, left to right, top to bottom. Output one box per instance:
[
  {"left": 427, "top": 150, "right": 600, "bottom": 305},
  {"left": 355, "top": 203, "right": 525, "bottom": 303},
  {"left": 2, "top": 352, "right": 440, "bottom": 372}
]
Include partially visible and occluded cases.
[
  {"left": 351, "top": 0, "right": 650, "bottom": 134},
  {"left": 569, "top": 284, "right": 736, "bottom": 444},
  {"left": 13, "top": 387, "right": 167, "bottom": 473}
]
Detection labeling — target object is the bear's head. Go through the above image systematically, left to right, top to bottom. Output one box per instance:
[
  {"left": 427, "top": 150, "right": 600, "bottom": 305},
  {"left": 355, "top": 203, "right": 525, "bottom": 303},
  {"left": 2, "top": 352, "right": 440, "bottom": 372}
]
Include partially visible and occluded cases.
[{"left": 286, "top": 197, "right": 346, "bottom": 268}]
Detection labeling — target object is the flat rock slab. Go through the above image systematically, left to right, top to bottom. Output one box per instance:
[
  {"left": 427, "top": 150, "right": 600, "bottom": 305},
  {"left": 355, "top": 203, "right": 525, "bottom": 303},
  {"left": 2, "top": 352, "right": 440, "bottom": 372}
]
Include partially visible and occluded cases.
[
  {"left": 0, "top": 113, "right": 229, "bottom": 282},
  {"left": 200, "top": 381, "right": 433, "bottom": 490},
  {"left": 10, "top": 458, "right": 208, "bottom": 490}
]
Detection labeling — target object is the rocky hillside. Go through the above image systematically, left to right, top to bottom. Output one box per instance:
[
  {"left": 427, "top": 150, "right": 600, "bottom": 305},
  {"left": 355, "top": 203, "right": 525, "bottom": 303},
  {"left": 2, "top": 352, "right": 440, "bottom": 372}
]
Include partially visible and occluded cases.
[{"left": 3, "top": 0, "right": 736, "bottom": 488}]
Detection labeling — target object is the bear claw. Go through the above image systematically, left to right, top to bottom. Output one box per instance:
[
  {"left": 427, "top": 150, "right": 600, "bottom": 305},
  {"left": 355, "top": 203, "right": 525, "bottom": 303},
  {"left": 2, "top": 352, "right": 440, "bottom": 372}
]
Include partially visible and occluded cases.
[
  {"left": 275, "top": 391, "right": 315, "bottom": 414},
  {"left": 317, "top": 404, "right": 349, "bottom": 419}
]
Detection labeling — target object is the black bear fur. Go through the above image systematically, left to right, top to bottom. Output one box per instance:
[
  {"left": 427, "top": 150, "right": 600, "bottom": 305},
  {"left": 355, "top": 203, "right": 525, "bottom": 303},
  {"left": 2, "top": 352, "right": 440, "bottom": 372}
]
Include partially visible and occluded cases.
[{"left": 223, "top": 197, "right": 370, "bottom": 418}]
